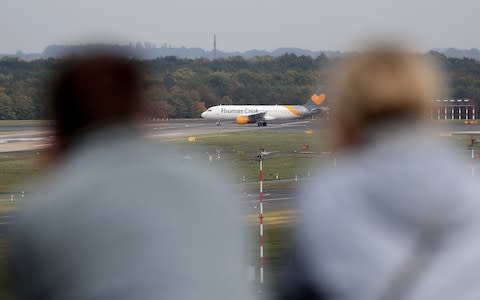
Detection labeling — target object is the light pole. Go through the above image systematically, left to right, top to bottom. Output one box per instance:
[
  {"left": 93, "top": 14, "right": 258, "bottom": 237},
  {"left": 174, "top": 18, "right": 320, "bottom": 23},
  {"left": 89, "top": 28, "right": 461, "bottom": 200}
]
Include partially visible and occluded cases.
[
  {"left": 470, "top": 137, "right": 477, "bottom": 177},
  {"left": 258, "top": 152, "right": 264, "bottom": 285}
]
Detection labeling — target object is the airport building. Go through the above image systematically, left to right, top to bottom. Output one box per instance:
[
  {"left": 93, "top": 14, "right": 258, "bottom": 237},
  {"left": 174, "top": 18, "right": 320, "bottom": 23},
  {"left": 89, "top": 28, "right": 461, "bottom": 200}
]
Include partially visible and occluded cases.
[{"left": 432, "top": 99, "right": 476, "bottom": 120}]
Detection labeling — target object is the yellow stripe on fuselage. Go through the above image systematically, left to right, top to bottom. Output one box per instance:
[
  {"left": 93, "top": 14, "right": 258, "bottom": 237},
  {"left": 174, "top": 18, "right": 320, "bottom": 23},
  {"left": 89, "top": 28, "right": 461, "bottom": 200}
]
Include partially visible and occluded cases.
[{"left": 284, "top": 105, "right": 302, "bottom": 117}]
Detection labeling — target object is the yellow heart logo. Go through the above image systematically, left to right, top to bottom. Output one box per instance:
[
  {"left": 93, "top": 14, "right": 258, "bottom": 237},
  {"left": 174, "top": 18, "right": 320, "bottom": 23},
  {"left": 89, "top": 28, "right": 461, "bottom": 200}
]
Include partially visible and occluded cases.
[{"left": 310, "top": 93, "right": 326, "bottom": 105}]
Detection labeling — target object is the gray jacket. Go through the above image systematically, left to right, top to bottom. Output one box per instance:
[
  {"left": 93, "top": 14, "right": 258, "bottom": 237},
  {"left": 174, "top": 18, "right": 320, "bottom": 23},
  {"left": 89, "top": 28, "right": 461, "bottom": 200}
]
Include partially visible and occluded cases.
[
  {"left": 284, "top": 126, "right": 480, "bottom": 300},
  {"left": 10, "top": 127, "right": 252, "bottom": 300}
]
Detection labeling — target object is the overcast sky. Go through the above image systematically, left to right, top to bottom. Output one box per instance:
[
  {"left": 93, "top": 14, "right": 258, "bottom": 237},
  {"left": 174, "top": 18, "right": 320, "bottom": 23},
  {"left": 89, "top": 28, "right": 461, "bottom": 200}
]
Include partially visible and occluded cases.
[{"left": 1, "top": 0, "right": 479, "bottom": 53}]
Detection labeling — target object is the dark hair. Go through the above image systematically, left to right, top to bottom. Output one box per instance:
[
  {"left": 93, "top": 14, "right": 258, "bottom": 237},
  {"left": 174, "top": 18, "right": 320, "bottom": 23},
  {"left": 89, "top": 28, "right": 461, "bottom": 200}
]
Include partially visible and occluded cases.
[{"left": 51, "top": 55, "right": 143, "bottom": 152}]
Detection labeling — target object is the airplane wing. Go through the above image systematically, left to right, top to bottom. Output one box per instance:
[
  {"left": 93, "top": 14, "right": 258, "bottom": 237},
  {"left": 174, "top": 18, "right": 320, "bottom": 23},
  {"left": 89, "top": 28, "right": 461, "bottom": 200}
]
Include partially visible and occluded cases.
[
  {"left": 309, "top": 107, "right": 330, "bottom": 114},
  {"left": 235, "top": 112, "right": 267, "bottom": 124},
  {"left": 249, "top": 112, "right": 267, "bottom": 120}
]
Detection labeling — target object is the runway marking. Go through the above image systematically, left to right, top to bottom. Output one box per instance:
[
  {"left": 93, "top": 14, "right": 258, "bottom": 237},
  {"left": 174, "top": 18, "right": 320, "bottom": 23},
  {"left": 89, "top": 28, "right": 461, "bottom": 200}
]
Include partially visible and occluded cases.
[
  {"left": 279, "top": 121, "right": 310, "bottom": 126},
  {"left": 151, "top": 124, "right": 212, "bottom": 130},
  {"left": 0, "top": 131, "right": 50, "bottom": 138},
  {"left": 449, "top": 131, "right": 480, "bottom": 135},
  {"left": 148, "top": 132, "right": 185, "bottom": 138},
  {"left": 197, "top": 134, "right": 229, "bottom": 138},
  {"left": 0, "top": 137, "right": 49, "bottom": 144},
  {"left": 244, "top": 197, "right": 295, "bottom": 203}
]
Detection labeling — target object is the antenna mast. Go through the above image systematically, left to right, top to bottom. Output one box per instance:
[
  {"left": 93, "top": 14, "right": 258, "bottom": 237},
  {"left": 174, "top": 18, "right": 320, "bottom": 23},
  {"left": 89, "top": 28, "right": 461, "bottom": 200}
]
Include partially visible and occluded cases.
[{"left": 213, "top": 34, "right": 217, "bottom": 60}]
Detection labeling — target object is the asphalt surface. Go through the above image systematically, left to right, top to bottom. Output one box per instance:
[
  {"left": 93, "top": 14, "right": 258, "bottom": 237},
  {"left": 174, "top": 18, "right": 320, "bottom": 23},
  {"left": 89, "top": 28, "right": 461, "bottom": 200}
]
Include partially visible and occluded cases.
[
  {"left": 0, "top": 119, "right": 317, "bottom": 154},
  {"left": 4, "top": 119, "right": 480, "bottom": 151},
  {"left": 144, "top": 119, "right": 316, "bottom": 139}
]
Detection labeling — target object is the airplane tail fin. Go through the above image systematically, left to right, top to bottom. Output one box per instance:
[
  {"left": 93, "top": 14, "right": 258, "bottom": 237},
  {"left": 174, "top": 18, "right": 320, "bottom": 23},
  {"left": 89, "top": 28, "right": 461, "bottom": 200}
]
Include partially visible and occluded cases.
[{"left": 304, "top": 86, "right": 329, "bottom": 113}]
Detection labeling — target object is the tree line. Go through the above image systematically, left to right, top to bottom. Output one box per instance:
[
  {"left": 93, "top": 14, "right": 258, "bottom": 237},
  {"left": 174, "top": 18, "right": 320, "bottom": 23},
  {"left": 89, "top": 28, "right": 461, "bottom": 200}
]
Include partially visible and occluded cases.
[{"left": 0, "top": 52, "right": 479, "bottom": 120}]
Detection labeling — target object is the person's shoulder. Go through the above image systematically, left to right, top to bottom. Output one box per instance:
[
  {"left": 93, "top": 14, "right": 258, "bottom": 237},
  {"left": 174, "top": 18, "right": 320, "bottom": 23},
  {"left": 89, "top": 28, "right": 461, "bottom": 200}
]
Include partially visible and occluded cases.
[
  {"left": 300, "top": 162, "right": 357, "bottom": 200},
  {"left": 299, "top": 171, "right": 342, "bottom": 214}
]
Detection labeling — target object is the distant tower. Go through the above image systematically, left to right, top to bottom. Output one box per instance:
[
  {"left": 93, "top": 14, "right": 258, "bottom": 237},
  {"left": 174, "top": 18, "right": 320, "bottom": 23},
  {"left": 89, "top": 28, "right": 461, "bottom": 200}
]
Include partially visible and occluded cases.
[{"left": 213, "top": 34, "right": 217, "bottom": 60}]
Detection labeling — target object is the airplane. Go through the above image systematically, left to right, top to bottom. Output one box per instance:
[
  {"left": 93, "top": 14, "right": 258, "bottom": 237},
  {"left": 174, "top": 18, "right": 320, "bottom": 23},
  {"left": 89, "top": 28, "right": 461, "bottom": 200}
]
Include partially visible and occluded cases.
[{"left": 200, "top": 87, "right": 329, "bottom": 126}]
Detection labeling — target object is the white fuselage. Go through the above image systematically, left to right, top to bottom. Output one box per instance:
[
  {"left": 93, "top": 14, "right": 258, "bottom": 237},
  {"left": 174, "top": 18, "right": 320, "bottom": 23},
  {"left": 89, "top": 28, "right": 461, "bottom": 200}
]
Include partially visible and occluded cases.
[{"left": 201, "top": 105, "right": 310, "bottom": 121}]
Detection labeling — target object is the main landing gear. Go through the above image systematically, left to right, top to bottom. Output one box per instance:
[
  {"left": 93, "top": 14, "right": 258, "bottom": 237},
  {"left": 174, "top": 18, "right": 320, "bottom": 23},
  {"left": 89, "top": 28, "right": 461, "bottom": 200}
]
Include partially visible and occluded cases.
[
  {"left": 216, "top": 120, "right": 222, "bottom": 126},
  {"left": 257, "top": 121, "right": 267, "bottom": 127}
]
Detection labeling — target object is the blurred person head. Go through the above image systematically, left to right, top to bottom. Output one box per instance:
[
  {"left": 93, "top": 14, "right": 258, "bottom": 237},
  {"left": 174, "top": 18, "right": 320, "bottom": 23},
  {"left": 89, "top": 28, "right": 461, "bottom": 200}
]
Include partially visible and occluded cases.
[
  {"left": 329, "top": 44, "right": 445, "bottom": 151},
  {"left": 11, "top": 53, "right": 253, "bottom": 300},
  {"left": 50, "top": 55, "right": 144, "bottom": 155}
]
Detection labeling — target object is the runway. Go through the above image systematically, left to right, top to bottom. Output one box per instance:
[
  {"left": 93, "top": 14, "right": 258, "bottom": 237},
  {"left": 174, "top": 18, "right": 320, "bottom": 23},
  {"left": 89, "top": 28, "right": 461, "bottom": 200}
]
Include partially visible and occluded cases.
[
  {"left": 3, "top": 118, "right": 480, "bottom": 155},
  {"left": 3, "top": 118, "right": 480, "bottom": 154},
  {"left": 0, "top": 119, "right": 315, "bottom": 153},
  {"left": 144, "top": 119, "right": 314, "bottom": 140}
]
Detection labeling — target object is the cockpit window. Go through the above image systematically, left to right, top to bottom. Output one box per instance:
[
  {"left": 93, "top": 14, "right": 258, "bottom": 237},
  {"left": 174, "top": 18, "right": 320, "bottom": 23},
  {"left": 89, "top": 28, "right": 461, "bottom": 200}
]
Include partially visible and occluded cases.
[{"left": 207, "top": 109, "right": 212, "bottom": 112}]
